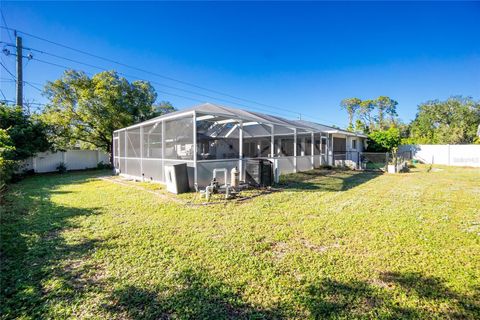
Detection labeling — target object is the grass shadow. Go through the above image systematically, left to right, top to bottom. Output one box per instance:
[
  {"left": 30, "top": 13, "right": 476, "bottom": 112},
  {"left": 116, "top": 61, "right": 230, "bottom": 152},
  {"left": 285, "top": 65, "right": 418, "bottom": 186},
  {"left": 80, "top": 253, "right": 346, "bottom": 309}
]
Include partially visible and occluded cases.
[
  {"left": 278, "top": 169, "right": 382, "bottom": 192},
  {"left": 0, "top": 171, "right": 107, "bottom": 318},
  {"left": 104, "top": 268, "right": 283, "bottom": 320},
  {"left": 103, "top": 270, "right": 479, "bottom": 319},
  {"left": 297, "top": 272, "right": 479, "bottom": 319},
  {"left": 380, "top": 272, "right": 480, "bottom": 318}
]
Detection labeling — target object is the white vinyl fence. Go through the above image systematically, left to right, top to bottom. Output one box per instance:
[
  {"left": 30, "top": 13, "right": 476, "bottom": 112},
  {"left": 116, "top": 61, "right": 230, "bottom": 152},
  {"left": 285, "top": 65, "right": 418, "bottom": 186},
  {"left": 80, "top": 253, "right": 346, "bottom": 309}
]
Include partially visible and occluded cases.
[
  {"left": 399, "top": 144, "right": 480, "bottom": 167},
  {"left": 21, "top": 150, "right": 110, "bottom": 173}
]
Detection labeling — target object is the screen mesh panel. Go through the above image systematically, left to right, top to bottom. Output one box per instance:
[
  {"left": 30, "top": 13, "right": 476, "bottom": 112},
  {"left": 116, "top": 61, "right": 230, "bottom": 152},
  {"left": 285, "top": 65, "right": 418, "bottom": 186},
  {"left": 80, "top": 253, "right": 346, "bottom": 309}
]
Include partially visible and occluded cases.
[
  {"left": 165, "top": 116, "right": 194, "bottom": 160},
  {"left": 196, "top": 119, "right": 240, "bottom": 160},
  {"left": 143, "top": 122, "right": 162, "bottom": 158},
  {"left": 126, "top": 128, "right": 141, "bottom": 158},
  {"left": 119, "top": 131, "right": 125, "bottom": 157},
  {"left": 274, "top": 135, "right": 294, "bottom": 157},
  {"left": 297, "top": 156, "right": 312, "bottom": 171},
  {"left": 276, "top": 157, "right": 295, "bottom": 174},
  {"left": 125, "top": 159, "right": 141, "bottom": 177},
  {"left": 142, "top": 159, "right": 164, "bottom": 182},
  {"left": 197, "top": 160, "right": 239, "bottom": 187}
]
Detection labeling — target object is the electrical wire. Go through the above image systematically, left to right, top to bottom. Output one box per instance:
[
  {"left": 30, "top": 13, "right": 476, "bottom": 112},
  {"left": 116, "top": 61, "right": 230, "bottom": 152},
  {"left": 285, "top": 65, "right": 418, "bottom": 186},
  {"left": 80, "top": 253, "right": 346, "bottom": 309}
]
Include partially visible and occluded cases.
[
  {"left": 0, "top": 10, "right": 14, "bottom": 43},
  {"left": 0, "top": 26, "right": 347, "bottom": 127},
  {"left": 0, "top": 26, "right": 343, "bottom": 126},
  {"left": 2, "top": 26, "right": 294, "bottom": 113},
  {"left": 3, "top": 44, "right": 292, "bottom": 117},
  {"left": 30, "top": 55, "right": 297, "bottom": 119},
  {"left": 0, "top": 61, "right": 42, "bottom": 92},
  {"left": 0, "top": 61, "right": 15, "bottom": 79},
  {"left": 0, "top": 77, "right": 43, "bottom": 86},
  {"left": 24, "top": 80, "right": 43, "bottom": 92},
  {"left": 0, "top": 88, "right": 7, "bottom": 100}
]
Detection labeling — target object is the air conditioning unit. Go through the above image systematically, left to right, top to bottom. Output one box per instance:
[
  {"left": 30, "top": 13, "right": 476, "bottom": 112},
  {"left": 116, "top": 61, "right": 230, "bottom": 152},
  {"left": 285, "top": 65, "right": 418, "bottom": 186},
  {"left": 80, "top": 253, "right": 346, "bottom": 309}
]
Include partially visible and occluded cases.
[
  {"left": 245, "top": 159, "right": 273, "bottom": 187},
  {"left": 164, "top": 163, "right": 190, "bottom": 194}
]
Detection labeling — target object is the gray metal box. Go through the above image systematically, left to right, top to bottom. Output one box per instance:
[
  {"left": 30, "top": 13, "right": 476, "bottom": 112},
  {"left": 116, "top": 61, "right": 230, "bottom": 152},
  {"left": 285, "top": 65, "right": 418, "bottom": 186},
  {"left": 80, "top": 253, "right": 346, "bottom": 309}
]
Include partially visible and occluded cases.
[{"left": 165, "top": 163, "right": 190, "bottom": 194}]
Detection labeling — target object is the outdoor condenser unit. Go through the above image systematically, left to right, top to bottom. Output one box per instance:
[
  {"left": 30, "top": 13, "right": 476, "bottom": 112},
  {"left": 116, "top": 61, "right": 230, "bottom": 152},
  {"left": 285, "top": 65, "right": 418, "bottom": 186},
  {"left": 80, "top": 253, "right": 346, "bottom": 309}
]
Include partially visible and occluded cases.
[
  {"left": 245, "top": 159, "right": 273, "bottom": 187},
  {"left": 164, "top": 163, "right": 190, "bottom": 194}
]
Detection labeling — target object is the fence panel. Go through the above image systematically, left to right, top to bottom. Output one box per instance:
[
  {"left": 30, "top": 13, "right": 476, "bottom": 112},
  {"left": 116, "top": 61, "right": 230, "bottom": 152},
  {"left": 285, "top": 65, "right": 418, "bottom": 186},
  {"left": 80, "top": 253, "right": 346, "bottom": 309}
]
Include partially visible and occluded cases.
[
  {"left": 399, "top": 144, "right": 480, "bottom": 167},
  {"left": 19, "top": 150, "right": 109, "bottom": 173},
  {"left": 35, "top": 151, "right": 64, "bottom": 173},
  {"left": 360, "top": 152, "right": 388, "bottom": 171}
]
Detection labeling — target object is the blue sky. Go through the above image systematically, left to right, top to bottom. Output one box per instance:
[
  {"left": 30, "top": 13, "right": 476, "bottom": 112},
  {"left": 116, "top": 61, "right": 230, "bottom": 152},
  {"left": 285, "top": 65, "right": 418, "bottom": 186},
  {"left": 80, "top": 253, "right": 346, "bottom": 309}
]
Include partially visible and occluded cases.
[{"left": 1, "top": 1, "right": 479, "bottom": 128}]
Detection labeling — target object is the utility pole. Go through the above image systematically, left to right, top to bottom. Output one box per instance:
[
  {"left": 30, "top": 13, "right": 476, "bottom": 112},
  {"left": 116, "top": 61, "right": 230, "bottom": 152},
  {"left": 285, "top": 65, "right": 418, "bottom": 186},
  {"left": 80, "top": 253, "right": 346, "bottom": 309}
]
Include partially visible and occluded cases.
[{"left": 15, "top": 32, "right": 23, "bottom": 107}]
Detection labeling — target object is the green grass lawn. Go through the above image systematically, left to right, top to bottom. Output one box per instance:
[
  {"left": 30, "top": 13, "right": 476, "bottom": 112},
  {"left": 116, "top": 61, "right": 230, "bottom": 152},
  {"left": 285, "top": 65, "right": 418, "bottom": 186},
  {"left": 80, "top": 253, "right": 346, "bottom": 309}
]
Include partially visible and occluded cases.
[{"left": 1, "top": 166, "right": 479, "bottom": 319}]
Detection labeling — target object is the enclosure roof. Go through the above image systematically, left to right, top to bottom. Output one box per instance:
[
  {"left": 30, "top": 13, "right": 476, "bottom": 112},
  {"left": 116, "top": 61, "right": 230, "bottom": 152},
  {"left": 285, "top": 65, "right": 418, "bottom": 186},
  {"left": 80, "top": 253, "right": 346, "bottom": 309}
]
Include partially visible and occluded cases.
[
  {"left": 115, "top": 103, "right": 366, "bottom": 137},
  {"left": 294, "top": 120, "right": 368, "bottom": 138}
]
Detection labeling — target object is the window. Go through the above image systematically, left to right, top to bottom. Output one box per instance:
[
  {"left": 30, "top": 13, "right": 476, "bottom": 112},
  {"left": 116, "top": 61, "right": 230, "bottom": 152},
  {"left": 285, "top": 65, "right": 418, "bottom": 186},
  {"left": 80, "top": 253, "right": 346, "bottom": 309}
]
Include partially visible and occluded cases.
[{"left": 351, "top": 139, "right": 357, "bottom": 150}]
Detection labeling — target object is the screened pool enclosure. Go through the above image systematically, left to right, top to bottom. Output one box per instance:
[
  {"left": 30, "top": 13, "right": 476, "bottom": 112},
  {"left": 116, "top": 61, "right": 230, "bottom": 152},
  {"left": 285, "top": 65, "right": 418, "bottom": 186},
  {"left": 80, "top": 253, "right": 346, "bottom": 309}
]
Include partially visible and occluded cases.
[{"left": 113, "top": 103, "right": 361, "bottom": 189}]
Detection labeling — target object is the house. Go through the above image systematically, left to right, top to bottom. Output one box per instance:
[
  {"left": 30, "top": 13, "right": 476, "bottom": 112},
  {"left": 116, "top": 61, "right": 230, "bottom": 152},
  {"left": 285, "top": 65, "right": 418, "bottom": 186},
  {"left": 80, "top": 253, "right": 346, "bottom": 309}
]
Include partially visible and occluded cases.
[{"left": 113, "top": 103, "right": 367, "bottom": 188}]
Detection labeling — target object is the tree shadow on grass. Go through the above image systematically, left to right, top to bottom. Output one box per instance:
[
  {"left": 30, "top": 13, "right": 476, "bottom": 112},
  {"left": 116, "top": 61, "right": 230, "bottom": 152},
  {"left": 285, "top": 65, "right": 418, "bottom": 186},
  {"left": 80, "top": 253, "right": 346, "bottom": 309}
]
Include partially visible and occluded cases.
[
  {"left": 278, "top": 169, "right": 381, "bottom": 192},
  {"left": 0, "top": 172, "right": 106, "bottom": 318},
  {"left": 104, "top": 268, "right": 284, "bottom": 320},
  {"left": 102, "top": 269, "right": 479, "bottom": 319},
  {"left": 297, "top": 272, "right": 479, "bottom": 319},
  {"left": 379, "top": 272, "right": 480, "bottom": 318},
  {"left": 297, "top": 278, "right": 418, "bottom": 319}
]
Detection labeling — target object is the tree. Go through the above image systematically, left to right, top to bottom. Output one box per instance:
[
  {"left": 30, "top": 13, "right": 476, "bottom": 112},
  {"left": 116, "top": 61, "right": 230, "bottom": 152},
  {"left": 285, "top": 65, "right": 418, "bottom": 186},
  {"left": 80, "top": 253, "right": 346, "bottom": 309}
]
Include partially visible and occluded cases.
[
  {"left": 41, "top": 70, "right": 173, "bottom": 163},
  {"left": 375, "top": 96, "right": 398, "bottom": 129},
  {"left": 409, "top": 96, "right": 480, "bottom": 144},
  {"left": 340, "top": 98, "right": 362, "bottom": 131},
  {"left": 385, "top": 98, "right": 398, "bottom": 124},
  {"left": 357, "top": 99, "right": 375, "bottom": 132},
  {"left": 152, "top": 101, "right": 175, "bottom": 117},
  {"left": 0, "top": 103, "right": 50, "bottom": 185},
  {"left": 0, "top": 103, "right": 50, "bottom": 160},
  {"left": 354, "top": 119, "right": 366, "bottom": 133},
  {"left": 366, "top": 127, "right": 401, "bottom": 152},
  {"left": 0, "top": 128, "right": 16, "bottom": 187}
]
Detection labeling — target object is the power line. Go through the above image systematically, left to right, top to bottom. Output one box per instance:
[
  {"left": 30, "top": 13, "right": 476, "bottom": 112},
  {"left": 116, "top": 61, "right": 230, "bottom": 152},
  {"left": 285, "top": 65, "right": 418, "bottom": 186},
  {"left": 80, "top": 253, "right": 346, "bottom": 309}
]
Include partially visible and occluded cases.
[
  {"left": 0, "top": 10, "right": 14, "bottom": 43},
  {"left": 0, "top": 26, "right": 346, "bottom": 127},
  {"left": 0, "top": 26, "right": 342, "bottom": 125},
  {"left": 4, "top": 27, "right": 291, "bottom": 113},
  {"left": 6, "top": 43, "right": 296, "bottom": 117},
  {"left": 29, "top": 54, "right": 297, "bottom": 119},
  {"left": 5, "top": 55, "right": 207, "bottom": 106},
  {"left": 0, "top": 61, "right": 42, "bottom": 93},
  {"left": 0, "top": 61, "right": 15, "bottom": 79},
  {"left": 0, "top": 77, "right": 43, "bottom": 86},
  {"left": 24, "top": 80, "right": 42, "bottom": 92},
  {"left": 0, "top": 88, "right": 7, "bottom": 100}
]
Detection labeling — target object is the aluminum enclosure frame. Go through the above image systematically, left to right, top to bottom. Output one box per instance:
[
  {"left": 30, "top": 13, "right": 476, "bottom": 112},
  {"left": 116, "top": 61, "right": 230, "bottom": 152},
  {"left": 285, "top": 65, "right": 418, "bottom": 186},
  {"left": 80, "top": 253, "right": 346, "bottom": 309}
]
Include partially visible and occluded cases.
[{"left": 113, "top": 103, "right": 366, "bottom": 189}]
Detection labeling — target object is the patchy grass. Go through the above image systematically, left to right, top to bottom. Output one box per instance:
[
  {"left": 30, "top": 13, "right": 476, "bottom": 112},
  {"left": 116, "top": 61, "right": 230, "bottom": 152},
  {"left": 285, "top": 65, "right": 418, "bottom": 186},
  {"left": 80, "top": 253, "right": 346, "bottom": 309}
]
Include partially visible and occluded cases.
[{"left": 1, "top": 165, "right": 479, "bottom": 319}]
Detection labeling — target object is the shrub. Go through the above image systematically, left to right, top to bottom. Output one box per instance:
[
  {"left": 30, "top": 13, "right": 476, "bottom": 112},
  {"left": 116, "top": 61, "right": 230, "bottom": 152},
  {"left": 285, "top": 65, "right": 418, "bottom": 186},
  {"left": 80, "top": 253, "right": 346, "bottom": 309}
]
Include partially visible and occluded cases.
[
  {"left": 0, "top": 103, "right": 50, "bottom": 186},
  {"left": 366, "top": 127, "right": 401, "bottom": 152},
  {"left": 0, "top": 129, "right": 17, "bottom": 187},
  {"left": 0, "top": 157, "right": 17, "bottom": 190},
  {"left": 97, "top": 161, "right": 112, "bottom": 170},
  {"left": 56, "top": 162, "right": 67, "bottom": 174},
  {"left": 319, "top": 164, "right": 333, "bottom": 170}
]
